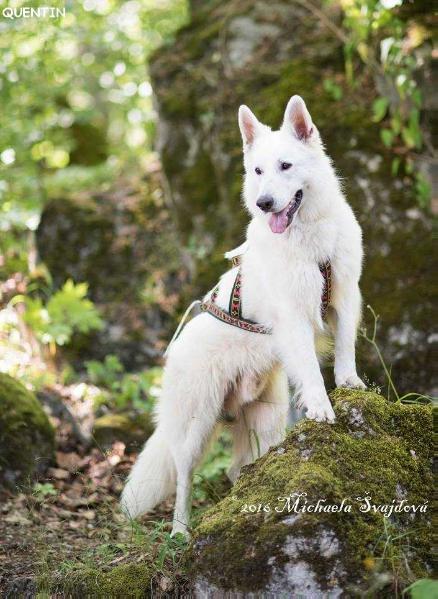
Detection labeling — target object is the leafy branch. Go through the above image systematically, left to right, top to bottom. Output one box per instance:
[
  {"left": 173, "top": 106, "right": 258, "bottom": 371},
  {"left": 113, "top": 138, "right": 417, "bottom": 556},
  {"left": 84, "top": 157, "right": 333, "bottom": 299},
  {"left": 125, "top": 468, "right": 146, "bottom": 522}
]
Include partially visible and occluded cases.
[{"left": 300, "top": 0, "right": 432, "bottom": 207}]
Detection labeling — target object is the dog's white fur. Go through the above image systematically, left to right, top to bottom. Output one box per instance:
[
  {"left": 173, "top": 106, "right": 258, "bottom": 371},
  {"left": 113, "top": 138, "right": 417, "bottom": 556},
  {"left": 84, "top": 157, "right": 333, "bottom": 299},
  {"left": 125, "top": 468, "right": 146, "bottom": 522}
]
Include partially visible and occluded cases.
[{"left": 121, "top": 95, "right": 365, "bottom": 536}]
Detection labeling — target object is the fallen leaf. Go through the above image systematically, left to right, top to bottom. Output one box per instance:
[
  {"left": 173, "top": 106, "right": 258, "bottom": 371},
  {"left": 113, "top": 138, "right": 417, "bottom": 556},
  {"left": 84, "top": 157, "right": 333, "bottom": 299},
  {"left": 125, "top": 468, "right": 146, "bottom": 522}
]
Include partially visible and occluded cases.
[
  {"left": 56, "top": 452, "right": 82, "bottom": 472},
  {"left": 47, "top": 467, "right": 70, "bottom": 480},
  {"left": 58, "top": 492, "right": 99, "bottom": 508},
  {"left": 80, "top": 510, "right": 96, "bottom": 521},
  {"left": 4, "top": 512, "right": 31, "bottom": 526},
  {"left": 159, "top": 576, "right": 172, "bottom": 592}
]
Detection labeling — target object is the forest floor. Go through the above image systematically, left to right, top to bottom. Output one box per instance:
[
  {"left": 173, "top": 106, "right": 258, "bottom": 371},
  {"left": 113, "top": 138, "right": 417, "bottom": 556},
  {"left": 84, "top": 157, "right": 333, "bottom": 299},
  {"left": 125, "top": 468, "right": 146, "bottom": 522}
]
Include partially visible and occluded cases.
[
  {"left": 0, "top": 400, "right": 231, "bottom": 597},
  {"left": 1, "top": 439, "right": 133, "bottom": 597}
]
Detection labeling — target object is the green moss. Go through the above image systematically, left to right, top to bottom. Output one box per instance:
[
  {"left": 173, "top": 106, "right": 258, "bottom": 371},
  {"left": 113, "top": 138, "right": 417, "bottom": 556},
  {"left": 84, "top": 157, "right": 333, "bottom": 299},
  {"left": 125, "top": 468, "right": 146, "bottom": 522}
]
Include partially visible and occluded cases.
[
  {"left": 70, "top": 121, "right": 108, "bottom": 166},
  {"left": 35, "top": 178, "right": 185, "bottom": 366},
  {"left": 36, "top": 198, "right": 123, "bottom": 303},
  {"left": 0, "top": 373, "right": 55, "bottom": 489},
  {"left": 188, "top": 390, "right": 432, "bottom": 594},
  {"left": 93, "top": 412, "right": 154, "bottom": 452},
  {"left": 50, "top": 563, "right": 153, "bottom": 599}
]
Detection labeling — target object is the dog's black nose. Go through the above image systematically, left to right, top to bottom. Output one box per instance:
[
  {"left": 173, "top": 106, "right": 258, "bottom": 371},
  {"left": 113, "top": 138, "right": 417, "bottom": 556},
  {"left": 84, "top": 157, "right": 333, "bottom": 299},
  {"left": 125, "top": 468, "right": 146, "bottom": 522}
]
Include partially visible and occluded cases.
[{"left": 256, "top": 195, "right": 274, "bottom": 212}]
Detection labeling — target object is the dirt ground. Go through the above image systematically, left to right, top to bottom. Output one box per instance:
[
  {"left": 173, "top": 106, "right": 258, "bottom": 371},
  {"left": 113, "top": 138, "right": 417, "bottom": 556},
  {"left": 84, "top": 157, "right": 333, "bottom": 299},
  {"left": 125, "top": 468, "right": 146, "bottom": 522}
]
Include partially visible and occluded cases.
[
  {"left": 0, "top": 397, "right": 230, "bottom": 598},
  {"left": 0, "top": 427, "right": 182, "bottom": 597}
]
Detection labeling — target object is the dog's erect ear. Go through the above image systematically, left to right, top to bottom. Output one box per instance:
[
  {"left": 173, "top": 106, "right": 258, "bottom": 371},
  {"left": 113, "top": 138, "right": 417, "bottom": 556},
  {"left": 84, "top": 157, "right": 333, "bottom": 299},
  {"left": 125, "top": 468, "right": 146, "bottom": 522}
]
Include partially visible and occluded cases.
[
  {"left": 282, "top": 95, "right": 314, "bottom": 141},
  {"left": 238, "top": 105, "right": 263, "bottom": 147}
]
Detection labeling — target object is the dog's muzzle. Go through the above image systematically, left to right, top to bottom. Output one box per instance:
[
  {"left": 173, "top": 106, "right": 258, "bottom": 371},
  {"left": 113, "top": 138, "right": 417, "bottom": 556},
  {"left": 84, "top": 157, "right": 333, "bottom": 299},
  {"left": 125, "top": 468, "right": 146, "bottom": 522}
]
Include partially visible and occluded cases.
[
  {"left": 268, "top": 189, "right": 303, "bottom": 234},
  {"left": 256, "top": 195, "right": 274, "bottom": 212}
]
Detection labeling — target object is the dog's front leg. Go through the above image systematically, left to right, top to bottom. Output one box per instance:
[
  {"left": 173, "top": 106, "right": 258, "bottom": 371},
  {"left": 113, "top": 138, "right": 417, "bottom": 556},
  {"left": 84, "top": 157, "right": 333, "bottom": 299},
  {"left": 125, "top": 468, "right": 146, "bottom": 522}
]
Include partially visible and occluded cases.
[
  {"left": 332, "top": 281, "right": 366, "bottom": 389},
  {"left": 274, "top": 316, "right": 335, "bottom": 423}
]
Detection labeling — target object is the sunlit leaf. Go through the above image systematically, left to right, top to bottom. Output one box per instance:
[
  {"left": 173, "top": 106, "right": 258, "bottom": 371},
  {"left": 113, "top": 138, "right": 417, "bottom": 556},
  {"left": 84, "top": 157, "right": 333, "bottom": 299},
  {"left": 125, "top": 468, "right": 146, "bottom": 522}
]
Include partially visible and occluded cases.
[
  {"left": 372, "top": 97, "right": 389, "bottom": 123},
  {"left": 380, "top": 128, "right": 394, "bottom": 148}
]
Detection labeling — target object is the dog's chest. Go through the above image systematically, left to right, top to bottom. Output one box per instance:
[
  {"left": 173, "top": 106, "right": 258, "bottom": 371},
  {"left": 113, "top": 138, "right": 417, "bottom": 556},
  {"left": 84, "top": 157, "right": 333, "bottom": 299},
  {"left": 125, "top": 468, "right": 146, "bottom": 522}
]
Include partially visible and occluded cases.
[
  {"left": 246, "top": 225, "right": 336, "bottom": 323},
  {"left": 242, "top": 253, "right": 325, "bottom": 327}
]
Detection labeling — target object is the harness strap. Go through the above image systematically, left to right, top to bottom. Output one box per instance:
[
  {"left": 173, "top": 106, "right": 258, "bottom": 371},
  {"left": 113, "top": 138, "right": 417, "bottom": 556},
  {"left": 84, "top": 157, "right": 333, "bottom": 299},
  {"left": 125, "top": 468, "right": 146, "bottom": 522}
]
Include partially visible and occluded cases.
[
  {"left": 201, "top": 259, "right": 332, "bottom": 334},
  {"left": 319, "top": 261, "right": 332, "bottom": 319},
  {"left": 201, "top": 268, "right": 271, "bottom": 334},
  {"left": 229, "top": 269, "right": 243, "bottom": 318}
]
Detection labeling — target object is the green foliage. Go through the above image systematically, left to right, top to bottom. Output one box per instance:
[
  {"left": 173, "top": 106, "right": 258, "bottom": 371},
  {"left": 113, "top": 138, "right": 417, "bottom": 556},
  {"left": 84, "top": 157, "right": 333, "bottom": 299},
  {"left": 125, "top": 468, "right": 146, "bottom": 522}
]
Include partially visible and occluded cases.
[
  {"left": 0, "top": 0, "right": 188, "bottom": 273},
  {"left": 335, "top": 0, "right": 431, "bottom": 207},
  {"left": 323, "top": 78, "right": 343, "bottom": 101},
  {"left": 372, "top": 97, "right": 389, "bottom": 123},
  {"left": 381, "top": 128, "right": 395, "bottom": 148},
  {"left": 414, "top": 172, "right": 431, "bottom": 209},
  {"left": 21, "top": 279, "right": 103, "bottom": 346},
  {"left": 360, "top": 305, "right": 433, "bottom": 405},
  {"left": 86, "top": 354, "right": 124, "bottom": 387},
  {"left": 86, "top": 355, "right": 161, "bottom": 410},
  {"left": 112, "top": 374, "right": 153, "bottom": 410},
  {"left": 193, "top": 433, "right": 232, "bottom": 504},
  {"left": 33, "top": 481, "right": 57, "bottom": 500},
  {"left": 370, "top": 518, "right": 421, "bottom": 595},
  {"left": 46, "top": 519, "right": 188, "bottom": 596},
  {"left": 144, "top": 520, "right": 188, "bottom": 570},
  {"left": 403, "top": 578, "right": 438, "bottom": 599}
]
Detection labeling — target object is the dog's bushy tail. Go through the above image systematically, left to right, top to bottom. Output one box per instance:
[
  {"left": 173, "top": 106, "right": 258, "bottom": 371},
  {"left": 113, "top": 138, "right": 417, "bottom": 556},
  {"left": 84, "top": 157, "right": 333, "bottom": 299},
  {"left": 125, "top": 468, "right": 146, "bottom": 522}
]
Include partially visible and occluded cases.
[{"left": 120, "top": 429, "right": 176, "bottom": 519}]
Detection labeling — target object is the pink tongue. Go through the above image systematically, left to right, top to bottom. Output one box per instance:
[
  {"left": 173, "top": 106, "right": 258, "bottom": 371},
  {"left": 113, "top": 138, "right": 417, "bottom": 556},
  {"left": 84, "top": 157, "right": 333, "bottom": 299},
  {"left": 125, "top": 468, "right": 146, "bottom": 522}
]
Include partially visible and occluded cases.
[{"left": 269, "top": 205, "right": 290, "bottom": 234}]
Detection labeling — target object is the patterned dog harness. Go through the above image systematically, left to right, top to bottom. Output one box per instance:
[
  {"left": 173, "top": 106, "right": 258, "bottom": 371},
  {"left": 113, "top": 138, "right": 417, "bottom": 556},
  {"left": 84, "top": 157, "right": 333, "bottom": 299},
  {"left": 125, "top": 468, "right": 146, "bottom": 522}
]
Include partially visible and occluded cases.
[{"left": 201, "top": 253, "right": 332, "bottom": 334}]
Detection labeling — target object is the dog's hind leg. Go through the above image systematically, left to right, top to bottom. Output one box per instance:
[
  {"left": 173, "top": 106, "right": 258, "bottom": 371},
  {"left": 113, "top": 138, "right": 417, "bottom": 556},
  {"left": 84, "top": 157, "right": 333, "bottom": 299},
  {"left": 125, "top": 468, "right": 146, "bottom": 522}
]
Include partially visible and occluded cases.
[
  {"left": 228, "top": 366, "right": 289, "bottom": 483},
  {"left": 165, "top": 375, "right": 225, "bottom": 538},
  {"left": 169, "top": 410, "right": 222, "bottom": 537},
  {"left": 170, "top": 453, "right": 195, "bottom": 538}
]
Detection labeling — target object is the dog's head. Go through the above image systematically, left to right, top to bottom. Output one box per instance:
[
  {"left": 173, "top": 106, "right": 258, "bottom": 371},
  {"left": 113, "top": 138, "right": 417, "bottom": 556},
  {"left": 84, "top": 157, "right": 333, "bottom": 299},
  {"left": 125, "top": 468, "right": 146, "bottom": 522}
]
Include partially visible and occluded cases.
[{"left": 239, "top": 95, "right": 330, "bottom": 234}]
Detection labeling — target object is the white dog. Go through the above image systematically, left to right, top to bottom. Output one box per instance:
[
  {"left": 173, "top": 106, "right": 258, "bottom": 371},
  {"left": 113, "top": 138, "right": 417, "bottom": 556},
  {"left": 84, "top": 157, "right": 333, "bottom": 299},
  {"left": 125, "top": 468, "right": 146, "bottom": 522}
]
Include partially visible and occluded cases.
[{"left": 121, "top": 95, "right": 365, "bottom": 537}]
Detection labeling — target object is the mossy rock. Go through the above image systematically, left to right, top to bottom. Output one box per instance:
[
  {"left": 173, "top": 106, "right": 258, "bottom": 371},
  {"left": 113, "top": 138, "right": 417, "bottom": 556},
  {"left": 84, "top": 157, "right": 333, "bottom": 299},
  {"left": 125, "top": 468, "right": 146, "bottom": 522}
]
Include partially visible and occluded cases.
[
  {"left": 150, "top": 0, "right": 435, "bottom": 394},
  {"left": 35, "top": 178, "right": 187, "bottom": 368},
  {"left": 36, "top": 186, "right": 166, "bottom": 305},
  {"left": 36, "top": 197, "right": 115, "bottom": 303},
  {"left": 0, "top": 373, "right": 55, "bottom": 489},
  {"left": 188, "top": 389, "right": 432, "bottom": 596},
  {"left": 93, "top": 412, "right": 154, "bottom": 452},
  {"left": 48, "top": 562, "right": 153, "bottom": 599}
]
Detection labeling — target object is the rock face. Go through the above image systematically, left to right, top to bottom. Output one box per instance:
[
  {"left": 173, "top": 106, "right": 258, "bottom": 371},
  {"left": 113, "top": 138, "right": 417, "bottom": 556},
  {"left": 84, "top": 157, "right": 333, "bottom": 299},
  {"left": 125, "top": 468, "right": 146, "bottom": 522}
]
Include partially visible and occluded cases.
[
  {"left": 150, "top": 0, "right": 435, "bottom": 394},
  {"left": 36, "top": 176, "right": 188, "bottom": 368},
  {"left": 0, "top": 373, "right": 55, "bottom": 489},
  {"left": 189, "top": 389, "right": 432, "bottom": 596},
  {"left": 92, "top": 412, "right": 154, "bottom": 452}
]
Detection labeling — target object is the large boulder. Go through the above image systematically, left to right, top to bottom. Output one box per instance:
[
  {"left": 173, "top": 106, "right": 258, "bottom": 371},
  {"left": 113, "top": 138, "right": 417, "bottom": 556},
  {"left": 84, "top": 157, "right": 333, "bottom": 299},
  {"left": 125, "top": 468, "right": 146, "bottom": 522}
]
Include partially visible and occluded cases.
[
  {"left": 150, "top": 0, "right": 435, "bottom": 394},
  {"left": 36, "top": 176, "right": 188, "bottom": 368},
  {"left": 0, "top": 373, "right": 55, "bottom": 489},
  {"left": 189, "top": 389, "right": 432, "bottom": 596},
  {"left": 92, "top": 411, "right": 154, "bottom": 452}
]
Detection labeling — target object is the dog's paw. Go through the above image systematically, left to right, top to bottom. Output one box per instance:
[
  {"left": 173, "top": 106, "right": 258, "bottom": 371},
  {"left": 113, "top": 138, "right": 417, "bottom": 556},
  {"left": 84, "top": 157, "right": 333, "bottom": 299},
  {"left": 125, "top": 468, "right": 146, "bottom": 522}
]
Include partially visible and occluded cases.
[
  {"left": 336, "top": 374, "right": 366, "bottom": 390},
  {"left": 301, "top": 391, "right": 335, "bottom": 423},
  {"left": 306, "top": 403, "right": 336, "bottom": 423}
]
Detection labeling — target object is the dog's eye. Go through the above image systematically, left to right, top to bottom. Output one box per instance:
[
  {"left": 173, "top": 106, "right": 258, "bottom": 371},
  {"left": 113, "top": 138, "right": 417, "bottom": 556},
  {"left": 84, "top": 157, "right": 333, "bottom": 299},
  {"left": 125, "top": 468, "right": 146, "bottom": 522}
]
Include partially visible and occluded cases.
[
  {"left": 280, "top": 162, "right": 292, "bottom": 171},
  {"left": 255, "top": 167, "right": 262, "bottom": 175}
]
